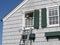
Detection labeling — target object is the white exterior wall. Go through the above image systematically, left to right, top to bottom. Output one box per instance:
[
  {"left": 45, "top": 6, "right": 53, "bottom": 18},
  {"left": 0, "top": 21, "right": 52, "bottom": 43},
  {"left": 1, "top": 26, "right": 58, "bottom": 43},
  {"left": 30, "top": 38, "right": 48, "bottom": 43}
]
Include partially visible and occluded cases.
[
  {"left": 2, "top": 0, "right": 60, "bottom": 45},
  {"left": 2, "top": 11, "right": 23, "bottom": 45}
]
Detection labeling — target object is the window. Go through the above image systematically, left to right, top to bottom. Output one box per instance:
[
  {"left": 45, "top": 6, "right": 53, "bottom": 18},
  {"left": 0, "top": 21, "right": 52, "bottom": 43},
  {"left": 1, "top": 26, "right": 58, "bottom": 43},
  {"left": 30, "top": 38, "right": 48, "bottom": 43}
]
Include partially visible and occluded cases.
[
  {"left": 47, "top": 6, "right": 59, "bottom": 27},
  {"left": 24, "top": 10, "right": 39, "bottom": 29},
  {"left": 25, "top": 12, "right": 34, "bottom": 27},
  {"left": 45, "top": 31, "right": 60, "bottom": 41},
  {"left": 46, "top": 36, "right": 59, "bottom": 41}
]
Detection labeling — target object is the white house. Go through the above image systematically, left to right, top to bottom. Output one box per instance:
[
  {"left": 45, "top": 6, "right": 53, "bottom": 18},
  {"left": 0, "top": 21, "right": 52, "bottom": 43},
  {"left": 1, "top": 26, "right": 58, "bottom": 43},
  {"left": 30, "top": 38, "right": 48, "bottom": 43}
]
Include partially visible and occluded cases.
[{"left": 2, "top": 0, "right": 60, "bottom": 45}]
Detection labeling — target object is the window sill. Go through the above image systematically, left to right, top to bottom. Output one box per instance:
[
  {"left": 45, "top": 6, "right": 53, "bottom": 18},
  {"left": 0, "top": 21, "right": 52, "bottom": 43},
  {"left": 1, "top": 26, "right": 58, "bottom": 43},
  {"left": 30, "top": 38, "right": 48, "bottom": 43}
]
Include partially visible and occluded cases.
[{"left": 25, "top": 27, "right": 34, "bottom": 30}]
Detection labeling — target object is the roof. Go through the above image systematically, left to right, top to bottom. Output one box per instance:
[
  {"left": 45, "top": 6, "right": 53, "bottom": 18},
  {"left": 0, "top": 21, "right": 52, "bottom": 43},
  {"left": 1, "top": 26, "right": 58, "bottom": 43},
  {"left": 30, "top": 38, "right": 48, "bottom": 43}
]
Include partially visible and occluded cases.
[{"left": 3, "top": 0, "right": 29, "bottom": 22}]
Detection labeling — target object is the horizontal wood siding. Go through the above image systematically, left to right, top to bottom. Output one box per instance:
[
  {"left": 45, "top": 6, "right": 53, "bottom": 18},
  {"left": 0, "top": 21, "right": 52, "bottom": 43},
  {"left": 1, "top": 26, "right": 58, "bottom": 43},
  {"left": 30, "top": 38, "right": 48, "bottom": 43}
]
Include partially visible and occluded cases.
[
  {"left": 2, "top": 0, "right": 60, "bottom": 45},
  {"left": 2, "top": 11, "right": 23, "bottom": 45}
]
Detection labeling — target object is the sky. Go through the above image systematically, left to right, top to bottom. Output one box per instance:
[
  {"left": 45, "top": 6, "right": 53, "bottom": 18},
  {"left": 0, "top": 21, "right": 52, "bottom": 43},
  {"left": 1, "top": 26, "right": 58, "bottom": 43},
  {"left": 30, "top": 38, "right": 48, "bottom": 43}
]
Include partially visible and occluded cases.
[{"left": 0, "top": 0, "right": 23, "bottom": 45}]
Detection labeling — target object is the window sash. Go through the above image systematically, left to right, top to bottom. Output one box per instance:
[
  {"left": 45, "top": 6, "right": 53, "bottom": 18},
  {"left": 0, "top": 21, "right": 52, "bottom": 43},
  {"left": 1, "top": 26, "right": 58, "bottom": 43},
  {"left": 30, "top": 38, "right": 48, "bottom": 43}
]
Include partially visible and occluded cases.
[
  {"left": 47, "top": 6, "right": 59, "bottom": 27},
  {"left": 49, "top": 7, "right": 58, "bottom": 16},
  {"left": 49, "top": 16, "right": 58, "bottom": 25},
  {"left": 25, "top": 17, "right": 34, "bottom": 27}
]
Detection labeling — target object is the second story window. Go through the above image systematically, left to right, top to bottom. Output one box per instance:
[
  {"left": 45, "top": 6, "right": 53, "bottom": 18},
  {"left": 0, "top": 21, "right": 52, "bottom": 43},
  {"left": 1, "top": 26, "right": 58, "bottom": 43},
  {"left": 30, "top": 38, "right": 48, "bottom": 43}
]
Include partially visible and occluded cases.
[
  {"left": 41, "top": 6, "right": 59, "bottom": 28},
  {"left": 47, "top": 6, "right": 59, "bottom": 27},
  {"left": 24, "top": 10, "right": 39, "bottom": 29},
  {"left": 25, "top": 12, "right": 34, "bottom": 27}
]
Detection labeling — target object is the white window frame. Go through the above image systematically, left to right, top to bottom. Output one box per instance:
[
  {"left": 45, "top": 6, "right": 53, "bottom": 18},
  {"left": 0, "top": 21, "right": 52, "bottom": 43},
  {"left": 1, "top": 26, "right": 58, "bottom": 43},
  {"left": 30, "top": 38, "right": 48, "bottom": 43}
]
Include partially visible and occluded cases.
[
  {"left": 47, "top": 5, "right": 59, "bottom": 27},
  {"left": 22, "top": 9, "right": 34, "bottom": 30},
  {"left": 25, "top": 12, "right": 34, "bottom": 27}
]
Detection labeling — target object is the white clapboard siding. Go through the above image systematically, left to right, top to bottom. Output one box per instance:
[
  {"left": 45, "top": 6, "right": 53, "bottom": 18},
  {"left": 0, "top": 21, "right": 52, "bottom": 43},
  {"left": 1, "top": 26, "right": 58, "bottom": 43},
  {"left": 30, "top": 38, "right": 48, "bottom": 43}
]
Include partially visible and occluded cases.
[
  {"left": 2, "top": 0, "right": 60, "bottom": 45},
  {"left": 2, "top": 10, "right": 23, "bottom": 45},
  {"left": 3, "top": 35, "right": 21, "bottom": 40},
  {"left": 2, "top": 43, "right": 19, "bottom": 45}
]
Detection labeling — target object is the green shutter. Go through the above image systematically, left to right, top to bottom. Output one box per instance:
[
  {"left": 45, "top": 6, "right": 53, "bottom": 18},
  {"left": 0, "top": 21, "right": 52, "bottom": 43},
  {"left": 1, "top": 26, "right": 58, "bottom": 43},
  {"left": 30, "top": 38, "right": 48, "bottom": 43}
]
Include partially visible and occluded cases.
[
  {"left": 59, "top": 6, "right": 60, "bottom": 24},
  {"left": 41, "top": 8, "right": 47, "bottom": 28},
  {"left": 34, "top": 10, "right": 39, "bottom": 29},
  {"left": 45, "top": 31, "right": 60, "bottom": 37},
  {"left": 45, "top": 31, "right": 60, "bottom": 41},
  {"left": 29, "top": 33, "right": 35, "bottom": 41}
]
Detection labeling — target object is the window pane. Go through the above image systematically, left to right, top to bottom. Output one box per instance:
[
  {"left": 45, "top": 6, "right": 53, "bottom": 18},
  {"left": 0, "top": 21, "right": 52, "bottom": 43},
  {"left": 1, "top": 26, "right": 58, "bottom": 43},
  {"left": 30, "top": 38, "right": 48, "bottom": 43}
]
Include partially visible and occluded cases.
[
  {"left": 49, "top": 10, "right": 52, "bottom": 16},
  {"left": 52, "top": 10, "right": 54, "bottom": 16},
  {"left": 54, "top": 10, "right": 58, "bottom": 15},
  {"left": 25, "top": 12, "right": 33, "bottom": 27},
  {"left": 55, "top": 16, "right": 58, "bottom": 24},
  {"left": 49, "top": 17, "right": 53, "bottom": 25},
  {"left": 53, "top": 17, "right": 55, "bottom": 24}
]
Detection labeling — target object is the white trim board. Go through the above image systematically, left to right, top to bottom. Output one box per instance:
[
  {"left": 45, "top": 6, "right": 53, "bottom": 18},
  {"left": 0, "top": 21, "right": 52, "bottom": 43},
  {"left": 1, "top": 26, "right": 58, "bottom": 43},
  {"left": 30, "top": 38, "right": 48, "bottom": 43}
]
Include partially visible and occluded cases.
[{"left": 3, "top": 0, "right": 29, "bottom": 22}]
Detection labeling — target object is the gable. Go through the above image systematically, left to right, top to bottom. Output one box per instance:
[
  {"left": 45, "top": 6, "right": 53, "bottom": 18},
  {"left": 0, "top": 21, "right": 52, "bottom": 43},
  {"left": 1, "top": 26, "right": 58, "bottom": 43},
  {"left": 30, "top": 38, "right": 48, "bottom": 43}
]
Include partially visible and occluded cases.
[
  {"left": 3, "top": 0, "right": 28, "bottom": 22},
  {"left": 3, "top": 0, "right": 60, "bottom": 22},
  {"left": 3, "top": 0, "right": 47, "bottom": 22}
]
